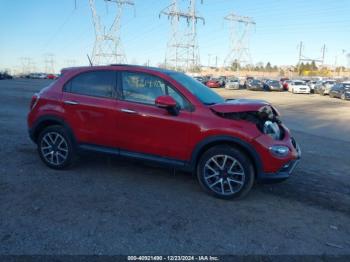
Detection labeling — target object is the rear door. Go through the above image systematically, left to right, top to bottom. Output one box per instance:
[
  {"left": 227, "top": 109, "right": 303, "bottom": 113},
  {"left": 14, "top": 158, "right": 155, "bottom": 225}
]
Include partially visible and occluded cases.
[
  {"left": 62, "top": 70, "right": 120, "bottom": 147},
  {"left": 114, "top": 71, "right": 193, "bottom": 161}
]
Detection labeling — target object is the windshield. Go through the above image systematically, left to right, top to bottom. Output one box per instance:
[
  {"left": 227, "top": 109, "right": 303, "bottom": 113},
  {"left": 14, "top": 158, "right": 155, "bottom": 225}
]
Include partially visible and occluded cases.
[
  {"left": 168, "top": 72, "right": 225, "bottom": 105},
  {"left": 268, "top": 80, "right": 280, "bottom": 86},
  {"left": 294, "top": 81, "right": 305, "bottom": 85},
  {"left": 325, "top": 81, "right": 335, "bottom": 85}
]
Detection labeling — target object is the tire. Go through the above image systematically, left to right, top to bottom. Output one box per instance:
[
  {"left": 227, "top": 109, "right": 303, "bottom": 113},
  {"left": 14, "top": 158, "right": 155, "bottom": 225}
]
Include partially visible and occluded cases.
[
  {"left": 341, "top": 93, "right": 346, "bottom": 100},
  {"left": 37, "top": 125, "right": 75, "bottom": 169},
  {"left": 197, "top": 145, "right": 255, "bottom": 200}
]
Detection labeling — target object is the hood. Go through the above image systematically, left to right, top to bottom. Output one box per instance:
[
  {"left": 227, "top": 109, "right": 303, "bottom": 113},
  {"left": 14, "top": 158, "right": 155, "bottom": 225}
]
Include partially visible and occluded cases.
[
  {"left": 209, "top": 99, "right": 271, "bottom": 113},
  {"left": 209, "top": 99, "right": 281, "bottom": 126}
]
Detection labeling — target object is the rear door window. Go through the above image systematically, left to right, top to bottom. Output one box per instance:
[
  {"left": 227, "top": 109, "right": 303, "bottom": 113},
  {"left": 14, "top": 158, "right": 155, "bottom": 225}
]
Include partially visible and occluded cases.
[{"left": 64, "top": 71, "right": 117, "bottom": 98}]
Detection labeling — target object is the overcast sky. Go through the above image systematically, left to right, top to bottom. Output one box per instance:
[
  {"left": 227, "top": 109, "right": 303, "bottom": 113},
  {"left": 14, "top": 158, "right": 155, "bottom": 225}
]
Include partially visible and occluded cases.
[{"left": 0, "top": 0, "right": 349, "bottom": 73}]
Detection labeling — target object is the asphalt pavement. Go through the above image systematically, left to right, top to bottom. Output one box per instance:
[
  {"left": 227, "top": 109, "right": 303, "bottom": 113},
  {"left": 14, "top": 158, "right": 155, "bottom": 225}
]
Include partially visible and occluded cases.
[{"left": 0, "top": 79, "right": 349, "bottom": 255}]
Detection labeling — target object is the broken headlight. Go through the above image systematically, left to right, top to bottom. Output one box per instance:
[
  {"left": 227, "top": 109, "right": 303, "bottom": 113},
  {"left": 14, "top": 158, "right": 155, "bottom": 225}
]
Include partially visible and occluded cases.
[{"left": 263, "top": 120, "right": 281, "bottom": 140}]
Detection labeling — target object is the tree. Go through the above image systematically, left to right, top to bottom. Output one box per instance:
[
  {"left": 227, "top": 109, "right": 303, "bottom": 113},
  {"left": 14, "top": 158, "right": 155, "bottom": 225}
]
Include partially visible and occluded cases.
[{"left": 265, "top": 62, "right": 272, "bottom": 72}]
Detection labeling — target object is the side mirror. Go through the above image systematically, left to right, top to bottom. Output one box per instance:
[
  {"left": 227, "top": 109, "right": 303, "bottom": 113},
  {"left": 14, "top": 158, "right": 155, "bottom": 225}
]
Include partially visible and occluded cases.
[{"left": 155, "top": 95, "right": 179, "bottom": 115}]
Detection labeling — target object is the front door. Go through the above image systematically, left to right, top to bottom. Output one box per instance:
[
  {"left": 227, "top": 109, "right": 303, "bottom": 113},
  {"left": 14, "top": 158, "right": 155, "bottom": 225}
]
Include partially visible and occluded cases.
[{"left": 115, "top": 71, "right": 193, "bottom": 161}]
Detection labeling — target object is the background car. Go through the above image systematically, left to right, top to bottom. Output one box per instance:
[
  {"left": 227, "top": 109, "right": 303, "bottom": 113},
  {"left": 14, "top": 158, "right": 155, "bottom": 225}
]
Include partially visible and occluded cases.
[
  {"left": 0, "top": 71, "right": 13, "bottom": 80},
  {"left": 46, "top": 74, "right": 57, "bottom": 80},
  {"left": 193, "top": 76, "right": 207, "bottom": 85},
  {"left": 217, "top": 76, "right": 227, "bottom": 87},
  {"left": 225, "top": 77, "right": 240, "bottom": 89},
  {"left": 206, "top": 78, "right": 221, "bottom": 88},
  {"left": 246, "top": 79, "right": 265, "bottom": 91},
  {"left": 264, "top": 80, "right": 283, "bottom": 91},
  {"left": 283, "top": 80, "right": 292, "bottom": 91},
  {"left": 288, "top": 80, "right": 310, "bottom": 94},
  {"left": 307, "top": 80, "right": 317, "bottom": 93},
  {"left": 314, "top": 80, "right": 336, "bottom": 95},
  {"left": 329, "top": 82, "right": 350, "bottom": 100}
]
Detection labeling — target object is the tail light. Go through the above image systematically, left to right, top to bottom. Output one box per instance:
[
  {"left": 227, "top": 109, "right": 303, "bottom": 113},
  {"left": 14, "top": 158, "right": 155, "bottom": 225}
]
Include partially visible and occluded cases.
[{"left": 30, "top": 93, "right": 40, "bottom": 110}]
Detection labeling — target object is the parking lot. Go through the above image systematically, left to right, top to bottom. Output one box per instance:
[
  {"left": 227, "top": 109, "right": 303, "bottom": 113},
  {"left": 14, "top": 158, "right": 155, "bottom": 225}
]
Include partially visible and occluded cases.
[{"left": 1, "top": 79, "right": 350, "bottom": 255}]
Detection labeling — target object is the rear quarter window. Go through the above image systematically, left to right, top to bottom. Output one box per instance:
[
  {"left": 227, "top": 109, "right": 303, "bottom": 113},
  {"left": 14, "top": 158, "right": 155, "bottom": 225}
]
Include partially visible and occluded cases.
[{"left": 64, "top": 71, "right": 117, "bottom": 98}]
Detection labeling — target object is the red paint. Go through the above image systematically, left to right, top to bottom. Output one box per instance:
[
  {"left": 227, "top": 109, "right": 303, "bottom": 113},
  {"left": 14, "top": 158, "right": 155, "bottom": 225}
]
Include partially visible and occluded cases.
[{"left": 28, "top": 65, "right": 299, "bottom": 174}]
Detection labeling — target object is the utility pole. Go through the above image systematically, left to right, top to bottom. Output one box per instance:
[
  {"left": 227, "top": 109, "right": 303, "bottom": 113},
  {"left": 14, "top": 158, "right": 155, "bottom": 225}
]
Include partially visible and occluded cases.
[
  {"left": 89, "top": 0, "right": 134, "bottom": 65},
  {"left": 160, "top": 0, "right": 204, "bottom": 72},
  {"left": 223, "top": 12, "right": 255, "bottom": 70},
  {"left": 321, "top": 44, "right": 326, "bottom": 66},
  {"left": 207, "top": 53, "right": 211, "bottom": 67}
]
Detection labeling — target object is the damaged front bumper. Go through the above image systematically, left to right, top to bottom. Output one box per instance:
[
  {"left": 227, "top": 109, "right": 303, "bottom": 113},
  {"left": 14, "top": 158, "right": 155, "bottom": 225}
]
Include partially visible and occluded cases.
[{"left": 258, "top": 137, "right": 301, "bottom": 182}]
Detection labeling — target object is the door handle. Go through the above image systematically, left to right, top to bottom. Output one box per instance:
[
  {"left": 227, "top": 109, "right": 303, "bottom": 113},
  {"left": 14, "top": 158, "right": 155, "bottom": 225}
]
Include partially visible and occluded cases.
[
  {"left": 64, "top": 100, "right": 79, "bottom": 105},
  {"left": 120, "top": 108, "right": 137, "bottom": 114}
]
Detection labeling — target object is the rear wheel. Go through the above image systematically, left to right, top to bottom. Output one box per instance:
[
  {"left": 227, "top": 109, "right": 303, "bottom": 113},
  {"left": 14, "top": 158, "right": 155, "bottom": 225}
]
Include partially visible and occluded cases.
[
  {"left": 37, "top": 125, "right": 75, "bottom": 169},
  {"left": 197, "top": 145, "right": 255, "bottom": 199}
]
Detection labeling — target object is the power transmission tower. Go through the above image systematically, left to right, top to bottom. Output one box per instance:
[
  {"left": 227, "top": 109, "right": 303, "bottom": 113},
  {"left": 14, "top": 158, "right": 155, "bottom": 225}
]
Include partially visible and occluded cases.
[
  {"left": 89, "top": 0, "right": 134, "bottom": 65},
  {"left": 160, "top": 0, "right": 204, "bottom": 71},
  {"left": 223, "top": 13, "right": 256, "bottom": 69},
  {"left": 298, "top": 42, "right": 326, "bottom": 65},
  {"left": 44, "top": 53, "right": 55, "bottom": 73},
  {"left": 20, "top": 57, "right": 35, "bottom": 74},
  {"left": 64, "top": 59, "right": 77, "bottom": 67}
]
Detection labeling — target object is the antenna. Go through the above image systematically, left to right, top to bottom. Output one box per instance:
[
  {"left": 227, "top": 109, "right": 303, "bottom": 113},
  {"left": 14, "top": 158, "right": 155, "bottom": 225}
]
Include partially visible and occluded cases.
[{"left": 87, "top": 54, "right": 93, "bottom": 66}]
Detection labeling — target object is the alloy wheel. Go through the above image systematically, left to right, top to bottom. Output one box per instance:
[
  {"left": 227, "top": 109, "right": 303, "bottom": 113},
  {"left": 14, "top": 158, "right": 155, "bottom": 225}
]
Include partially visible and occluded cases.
[
  {"left": 40, "top": 132, "right": 69, "bottom": 166},
  {"left": 203, "top": 155, "right": 245, "bottom": 196}
]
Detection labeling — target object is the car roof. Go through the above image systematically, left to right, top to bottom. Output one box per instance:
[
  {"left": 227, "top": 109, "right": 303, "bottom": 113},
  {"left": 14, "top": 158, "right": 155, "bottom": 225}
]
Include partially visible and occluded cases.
[{"left": 61, "top": 64, "right": 178, "bottom": 75}]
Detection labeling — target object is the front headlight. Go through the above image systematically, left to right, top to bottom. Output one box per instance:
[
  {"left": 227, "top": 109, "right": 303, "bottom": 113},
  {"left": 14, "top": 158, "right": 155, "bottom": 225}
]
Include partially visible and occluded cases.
[
  {"left": 263, "top": 120, "right": 281, "bottom": 140},
  {"left": 269, "top": 145, "right": 290, "bottom": 157}
]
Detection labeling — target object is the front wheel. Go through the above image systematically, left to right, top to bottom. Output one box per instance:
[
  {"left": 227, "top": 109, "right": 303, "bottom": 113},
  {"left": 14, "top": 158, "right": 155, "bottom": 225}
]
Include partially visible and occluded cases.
[
  {"left": 341, "top": 93, "right": 346, "bottom": 100},
  {"left": 37, "top": 125, "right": 75, "bottom": 169},
  {"left": 197, "top": 146, "right": 255, "bottom": 199}
]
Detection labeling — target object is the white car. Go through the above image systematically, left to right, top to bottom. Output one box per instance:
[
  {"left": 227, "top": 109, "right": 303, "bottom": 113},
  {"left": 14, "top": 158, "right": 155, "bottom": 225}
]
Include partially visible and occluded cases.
[
  {"left": 225, "top": 78, "right": 240, "bottom": 89},
  {"left": 288, "top": 80, "right": 310, "bottom": 94}
]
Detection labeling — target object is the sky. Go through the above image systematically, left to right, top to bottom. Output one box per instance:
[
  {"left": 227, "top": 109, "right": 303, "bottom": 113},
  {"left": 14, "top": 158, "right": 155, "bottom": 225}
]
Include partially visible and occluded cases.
[{"left": 0, "top": 0, "right": 349, "bottom": 73}]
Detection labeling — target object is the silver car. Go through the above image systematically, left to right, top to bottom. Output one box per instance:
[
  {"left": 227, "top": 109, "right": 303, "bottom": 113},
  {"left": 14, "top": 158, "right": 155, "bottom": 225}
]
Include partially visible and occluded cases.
[
  {"left": 225, "top": 78, "right": 240, "bottom": 89},
  {"left": 315, "top": 80, "right": 336, "bottom": 95}
]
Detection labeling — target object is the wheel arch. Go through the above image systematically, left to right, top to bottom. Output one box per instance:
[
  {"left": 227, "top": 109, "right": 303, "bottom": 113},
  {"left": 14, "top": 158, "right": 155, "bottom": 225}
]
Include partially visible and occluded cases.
[
  {"left": 29, "top": 115, "right": 76, "bottom": 145},
  {"left": 190, "top": 136, "right": 263, "bottom": 178}
]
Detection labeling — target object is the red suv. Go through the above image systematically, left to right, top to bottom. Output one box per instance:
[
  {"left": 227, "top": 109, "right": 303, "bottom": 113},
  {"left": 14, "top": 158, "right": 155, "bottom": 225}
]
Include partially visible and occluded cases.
[{"left": 28, "top": 65, "right": 301, "bottom": 199}]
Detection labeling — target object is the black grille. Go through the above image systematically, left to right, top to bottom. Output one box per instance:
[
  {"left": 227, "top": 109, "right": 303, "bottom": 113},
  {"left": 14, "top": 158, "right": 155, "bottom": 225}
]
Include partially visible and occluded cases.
[{"left": 291, "top": 137, "right": 297, "bottom": 149}]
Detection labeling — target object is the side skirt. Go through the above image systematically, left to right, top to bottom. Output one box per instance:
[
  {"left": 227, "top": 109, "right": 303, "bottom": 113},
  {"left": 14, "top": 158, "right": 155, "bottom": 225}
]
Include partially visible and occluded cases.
[{"left": 78, "top": 144, "right": 193, "bottom": 172}]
